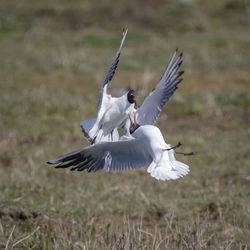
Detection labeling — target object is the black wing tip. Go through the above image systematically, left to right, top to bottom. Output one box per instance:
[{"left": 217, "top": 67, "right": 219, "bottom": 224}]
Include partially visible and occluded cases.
[
  {"left": 123, "top": 28, "right": 128, "bottom": 33},
  {"left": 174, "top": 49, "right": 183, "bottom": 58},
  {"left": 178, "top": 60, "right": 183, "bottom": 66},
  {"left": 174, "top": 79, "right": 183, "bottom": 86},
  {"left": 47, "top": 160, "right": 58, "bottom": 165},
  {"left": 70, "top": 165, "right": 84, "bottom": 171}
]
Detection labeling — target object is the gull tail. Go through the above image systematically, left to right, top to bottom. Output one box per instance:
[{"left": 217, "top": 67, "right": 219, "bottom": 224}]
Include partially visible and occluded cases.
[{"left": 147, "top": 148, "right": 189, "bottom": 181}]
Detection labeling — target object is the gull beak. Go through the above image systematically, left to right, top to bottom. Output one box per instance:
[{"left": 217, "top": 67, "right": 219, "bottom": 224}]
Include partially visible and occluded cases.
[
  {"left": 129, "top": 114, "right": 140, "bottom": 134},
  {"left": 129, "top": 115, "right": 134, "bottom": 126}
]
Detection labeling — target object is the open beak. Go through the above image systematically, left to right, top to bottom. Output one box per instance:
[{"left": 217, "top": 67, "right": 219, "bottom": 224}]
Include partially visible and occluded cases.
[
  {"left": 129, "top": 113, "right": 140, "bottom": 134},
  {"left": 129, "top": 115, "right": 134, "bottom": 126}
]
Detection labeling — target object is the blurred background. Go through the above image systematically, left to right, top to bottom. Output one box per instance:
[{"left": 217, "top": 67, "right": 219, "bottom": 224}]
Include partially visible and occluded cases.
[{"left": 0, "top": 0, "right": 249, "bottom": 248}]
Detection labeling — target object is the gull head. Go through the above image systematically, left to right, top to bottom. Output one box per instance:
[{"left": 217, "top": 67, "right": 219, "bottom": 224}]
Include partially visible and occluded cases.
[{"left": 127, "top": 89, "right": 137, "bottom": 105}]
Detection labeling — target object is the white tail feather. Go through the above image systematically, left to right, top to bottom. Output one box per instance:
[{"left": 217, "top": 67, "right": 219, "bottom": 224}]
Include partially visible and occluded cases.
[{"left": 147, "top": 147, "right": 189, "bottom": 181}]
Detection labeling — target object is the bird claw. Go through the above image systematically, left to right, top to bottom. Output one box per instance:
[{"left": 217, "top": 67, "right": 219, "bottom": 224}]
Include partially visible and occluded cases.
[
  {"left": 164, "top": 141, "right": 182, "bottom": 151},
  {"left": 175, "top": 151, "right": 194, "bottom": 156}
]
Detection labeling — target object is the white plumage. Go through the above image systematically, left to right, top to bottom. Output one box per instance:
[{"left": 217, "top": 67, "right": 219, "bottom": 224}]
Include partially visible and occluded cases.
[
  {"left": 80, "top": 29, "right": 136, "bottom": 143},
  {"left": 48, "top": 30, "right": 192, "bottom": 181},
  {"left": 88, "top": 89, "right": 135, "bottom": 143},
  {"left": 48, "top": 125, "right": 190, "bottom": 181}
]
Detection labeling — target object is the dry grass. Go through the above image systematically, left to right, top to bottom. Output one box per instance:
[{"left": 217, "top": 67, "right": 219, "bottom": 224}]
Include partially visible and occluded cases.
[{"left": 0, "top": 0, "right": 249, "bottom": 248}]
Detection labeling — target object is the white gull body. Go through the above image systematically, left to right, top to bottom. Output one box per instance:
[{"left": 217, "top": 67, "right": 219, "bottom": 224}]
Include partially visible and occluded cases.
[
  {"left": 80, "top": 29, "right": 136, "bottom": 143},
  {"left": 82, "top": 49, "right": 184, "bottom": 141},
  {"left": 88, "top": 89, "right": 135, "bottom": 143},
  {"left": 48, "top": 125, "right": 189, "bottom": 181},
  {"left": 132, "top": 125, "right": 189, "bottom": 180}
]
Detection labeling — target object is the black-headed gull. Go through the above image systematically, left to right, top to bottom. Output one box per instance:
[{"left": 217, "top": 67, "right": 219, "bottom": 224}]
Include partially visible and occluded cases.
[
  {"left": 80, "top": 29, "right": 136, "bottom": 144},
  {"left": 82, "top": 48, "right": 184, "bottom": 141},
  {"left": 88, "top": 88, "right": 136, "bottom": 143},
  {"left": 47, "top": 124, "right": 192, "bottom": 181}
]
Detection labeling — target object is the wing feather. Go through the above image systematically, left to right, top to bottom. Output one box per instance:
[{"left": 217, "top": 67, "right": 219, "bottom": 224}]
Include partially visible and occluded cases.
[
  {"left": 97, "top": 29, "right": 128, "bottom": 111},
  {"left": 136, "top": 50, "right": 184, "bottom": 125},
  {"left": 80, "top": 118, "right": 96, "bottom": 141},
  {"left": 47, "top": 137, "right": 152, "bottom": 173}
]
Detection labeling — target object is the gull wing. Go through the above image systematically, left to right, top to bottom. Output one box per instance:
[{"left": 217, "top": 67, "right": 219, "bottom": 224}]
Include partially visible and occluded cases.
[
  {"left": 97, "top": 29, "right": 128, "bottom": 112},
  {"left": 136, "top": 50, "right": 184, "bottom": 125},
  {"left": 80, "top": 118, "right": 96, "bottom": 142},
  {"left": 47, "top": 137, "right": 152, "bottom": 173}
]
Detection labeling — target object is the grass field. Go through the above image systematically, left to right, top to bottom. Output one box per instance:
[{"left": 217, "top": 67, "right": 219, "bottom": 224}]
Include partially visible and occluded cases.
[{"left": 0, "top": 0, "right": 249, "bottom": 248}]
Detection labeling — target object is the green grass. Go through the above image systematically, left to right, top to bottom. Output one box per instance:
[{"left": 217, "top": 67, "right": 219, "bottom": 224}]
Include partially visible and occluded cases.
[{"left": 0, "top": 0, "right": 250, "bottom": 248}]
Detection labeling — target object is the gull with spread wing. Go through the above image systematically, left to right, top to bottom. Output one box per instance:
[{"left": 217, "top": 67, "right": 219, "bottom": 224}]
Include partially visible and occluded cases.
[
  {"left": 80, "top": 29, "right": 136, "bottom": 144},
  {"left": 80, "top": 30, "right": 183, "bottom": 143},
  {"left": 48, "top": 122, "right": 193, "bottom": 181}
]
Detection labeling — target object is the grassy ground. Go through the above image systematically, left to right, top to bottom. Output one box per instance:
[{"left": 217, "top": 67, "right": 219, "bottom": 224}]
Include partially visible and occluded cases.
[{"left": 0, "top": 0, "right": 249, "bottom": 248}]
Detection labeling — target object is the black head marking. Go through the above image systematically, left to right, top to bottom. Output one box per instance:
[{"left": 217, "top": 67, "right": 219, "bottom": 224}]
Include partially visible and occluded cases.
[{"left": 127, "top": 89, "right": 136, "bottom": 104}]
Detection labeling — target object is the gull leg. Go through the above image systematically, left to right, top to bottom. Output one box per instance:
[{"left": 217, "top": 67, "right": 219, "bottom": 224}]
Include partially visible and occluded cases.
[
  {"left": 134, "top": 113, "right": 137, "bottom": 124},
  {"left": 129, "top": 115, "right": 134, "bottom": 126},
  {"left": 91, "top": 125, "right": 103, "bottom": 144},
  {"left": 90, "top": 130, "right": 99, "bottom": 144},
  {"left": 91, "top": 131, "right": 99, "bottom": 144},
  {"left": 163, "top": 141, "right": 182, "bottom": 151},
  {"left": 175, "top": 151, "right": 194, "bottom": 156}
]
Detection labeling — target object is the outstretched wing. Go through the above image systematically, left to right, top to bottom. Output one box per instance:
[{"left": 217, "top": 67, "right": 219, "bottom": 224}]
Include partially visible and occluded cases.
[
  {"left": 97, "top": 29, "right": 128, "bottom": 112},
  {"left": 136, "top": 50, "right": 184, "bottom": 125},
  {"left": 47, "top": 137, "right": 152, "bottom": 173}
]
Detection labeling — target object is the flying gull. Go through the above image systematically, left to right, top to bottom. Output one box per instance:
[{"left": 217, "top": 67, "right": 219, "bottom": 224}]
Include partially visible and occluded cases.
[
  {"left": 80, "top": 29, "right": 136, "bottom": 144},
  {"left": 48, "top": 123, "right": 193, "bottom": 181}
]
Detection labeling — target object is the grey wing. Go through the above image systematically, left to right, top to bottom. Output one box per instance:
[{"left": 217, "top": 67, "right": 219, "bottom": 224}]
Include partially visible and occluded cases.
[
  {"left": 97, "top": 29, "right": 128, "bottom": 111},
  {"left": 136, "top": 50, "right": 184, "bottom": 125},
  {"left": 80, "top": 118, "right": 96, "bottom": 141},
  {"left": 47, "top": 138, "right": 152, "bottom": 173}
]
